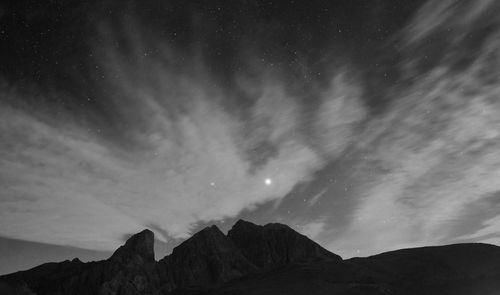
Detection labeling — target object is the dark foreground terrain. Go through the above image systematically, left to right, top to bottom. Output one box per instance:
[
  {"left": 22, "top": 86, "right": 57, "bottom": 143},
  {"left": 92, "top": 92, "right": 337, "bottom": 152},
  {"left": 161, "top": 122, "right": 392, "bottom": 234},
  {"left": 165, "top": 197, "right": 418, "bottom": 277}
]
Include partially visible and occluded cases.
[{"left": 1, "top": 220, "right": 500, "bottom": 295}]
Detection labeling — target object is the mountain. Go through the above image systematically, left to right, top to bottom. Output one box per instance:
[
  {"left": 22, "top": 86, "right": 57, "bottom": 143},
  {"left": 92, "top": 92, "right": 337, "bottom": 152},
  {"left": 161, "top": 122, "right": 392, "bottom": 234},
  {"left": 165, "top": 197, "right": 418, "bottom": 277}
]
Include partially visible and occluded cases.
[
  {"left": 0, "top": 220, "right": 339, "bottom": 295},
  {"left": 1, "top": 220, "right": 500, "bottom": 295},
  {"left": 228, "top": 220, "right": 341, "bottom": 269},
  {"left": 157, "top": 225, "right": 257, "bottom": 290},
  {"left": 0, "top": 229, "right": 160, "bottom": 295},
  {"left": 203, "top": 243, "right": 500, "bottom": 295}
]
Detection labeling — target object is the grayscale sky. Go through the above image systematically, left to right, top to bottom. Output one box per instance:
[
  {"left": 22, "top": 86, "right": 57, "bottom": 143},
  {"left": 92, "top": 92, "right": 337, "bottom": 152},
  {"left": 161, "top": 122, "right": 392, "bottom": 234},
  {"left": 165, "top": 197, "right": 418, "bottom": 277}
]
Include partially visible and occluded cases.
[{"left": 1, "top": 0, "right": 500, "bottom": 275}]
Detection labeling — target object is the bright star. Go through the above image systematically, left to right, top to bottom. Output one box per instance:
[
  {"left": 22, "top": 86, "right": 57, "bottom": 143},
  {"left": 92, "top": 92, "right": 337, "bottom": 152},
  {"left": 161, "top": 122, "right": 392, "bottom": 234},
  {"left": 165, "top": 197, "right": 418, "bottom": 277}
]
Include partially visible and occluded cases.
[{"left": 265, "top": 178, "right": 272, "bottom": 186}]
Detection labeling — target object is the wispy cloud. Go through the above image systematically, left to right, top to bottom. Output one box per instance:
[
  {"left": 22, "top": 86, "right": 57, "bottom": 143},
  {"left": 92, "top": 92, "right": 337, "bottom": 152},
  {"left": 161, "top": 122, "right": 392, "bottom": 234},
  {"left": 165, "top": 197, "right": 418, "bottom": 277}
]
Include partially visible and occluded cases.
[
  {"left": 328, "top": 0, "right": 500, "bottom": 257},
  {"left": 403, "top": 0, "right": 499, "bottom": 45},
  {"left": 0, "top": 18, "right": 366, "bottom": 251},
  {"left": 313, "top": 73, "right": 367, "bottom": 159},
  {"left": 308, "top": 188, "right": 327, "bottom": 207},
  {"left": 299, "top": 220, "right": 325, "bottom": 241}
]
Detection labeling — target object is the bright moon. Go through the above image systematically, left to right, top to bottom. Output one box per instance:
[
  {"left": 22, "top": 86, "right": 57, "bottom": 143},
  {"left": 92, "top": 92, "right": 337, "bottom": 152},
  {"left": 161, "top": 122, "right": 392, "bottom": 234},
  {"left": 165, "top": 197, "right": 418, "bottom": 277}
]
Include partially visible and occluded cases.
[{"left": 265, "top": 178, "right": 272, "bottom": 186}]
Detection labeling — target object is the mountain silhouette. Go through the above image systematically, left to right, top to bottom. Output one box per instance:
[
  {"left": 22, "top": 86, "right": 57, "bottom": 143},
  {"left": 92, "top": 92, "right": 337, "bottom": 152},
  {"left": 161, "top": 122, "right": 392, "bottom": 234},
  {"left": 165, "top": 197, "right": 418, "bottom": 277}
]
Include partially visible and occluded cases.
[{"left": 1, "top": 220, "right": 500, "bottom": 295}]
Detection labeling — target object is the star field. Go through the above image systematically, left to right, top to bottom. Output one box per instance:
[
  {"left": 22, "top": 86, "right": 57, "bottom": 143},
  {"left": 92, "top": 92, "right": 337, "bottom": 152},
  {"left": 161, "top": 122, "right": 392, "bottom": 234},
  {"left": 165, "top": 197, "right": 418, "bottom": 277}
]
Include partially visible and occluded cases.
[{"left": 1, "top": 0, "right": 500, "bottom": 275}]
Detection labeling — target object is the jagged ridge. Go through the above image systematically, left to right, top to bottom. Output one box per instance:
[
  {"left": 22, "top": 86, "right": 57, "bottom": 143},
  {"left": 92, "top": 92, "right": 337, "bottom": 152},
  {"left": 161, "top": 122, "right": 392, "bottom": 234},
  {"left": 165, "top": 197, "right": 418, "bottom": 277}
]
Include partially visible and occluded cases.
[
  {"left": 0, "top": 220, "right": 340, "bottom": 295},
  {"left": 3, "top": 220, "right": 500, "bottom": 295},
  {"left": 228, "top": 220, "right": 341, "bottom": 268}
]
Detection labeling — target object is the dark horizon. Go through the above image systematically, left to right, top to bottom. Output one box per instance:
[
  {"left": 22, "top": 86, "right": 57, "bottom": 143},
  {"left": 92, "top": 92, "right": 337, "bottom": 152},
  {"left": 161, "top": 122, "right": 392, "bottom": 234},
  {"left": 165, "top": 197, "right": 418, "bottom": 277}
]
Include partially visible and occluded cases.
[
  {"left": 2, "top": 218, "right": 500, "bottom": 295},
  {"left": 1, "top": 219, "right": 498, "bottom": 276}
]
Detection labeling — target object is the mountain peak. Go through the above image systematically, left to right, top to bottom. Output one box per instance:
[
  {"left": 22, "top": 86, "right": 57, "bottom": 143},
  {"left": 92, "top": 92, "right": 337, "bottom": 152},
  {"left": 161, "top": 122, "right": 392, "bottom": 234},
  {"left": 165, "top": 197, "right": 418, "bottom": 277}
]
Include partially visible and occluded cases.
[
  {"left": 231, "top": 219, "right": 259, "bottom": 231},
  {"left": 231, "top": 219, "right": 293, "bottom": 232},
  {"left": 233, "top": 219, "right": 256, "bottom": 226},
  {"left": 228, "top": 220, "right": 341, "bottom": 268},
  {"left": 4, "top": 221, "right": 500, "bottom": 295},
  {"left": 264, "top": 222, "right": 291, "bottom": 229},
  {"left": 166, "top": 223, "right": 257, "bottom": 288},
  {"left": 170, "top": 224, "right": 237, "bottom": 258},
  {"left": 198, "top": 224, "right": 224, "bottom": 235},
  {"left": 110, "top": 229, "right": 155, "bottom": 263}
]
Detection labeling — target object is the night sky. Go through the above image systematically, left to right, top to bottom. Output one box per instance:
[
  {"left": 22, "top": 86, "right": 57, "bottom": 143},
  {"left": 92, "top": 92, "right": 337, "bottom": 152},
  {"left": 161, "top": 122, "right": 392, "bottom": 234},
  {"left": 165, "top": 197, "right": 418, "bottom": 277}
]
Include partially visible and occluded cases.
[{"left": 1, "top": 0, "right": 500, "bottom": 275}]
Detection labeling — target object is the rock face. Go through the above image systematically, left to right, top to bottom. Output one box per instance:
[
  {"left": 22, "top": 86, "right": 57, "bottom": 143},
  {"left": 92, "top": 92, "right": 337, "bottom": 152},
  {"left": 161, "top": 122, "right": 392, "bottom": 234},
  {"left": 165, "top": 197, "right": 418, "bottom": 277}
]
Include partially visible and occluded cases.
[
  {"left": 0, "top": 220, "right": 339, "bottom": 295},
  {"left": 2, "top": 220, "right": 500, "bottom": 295},
  {"left": 228, "top": 220, "right": 341, "bottom": 268},
  {"left": 163, "top": 225, "right": 257, "bottom": 289},
  {"left": 110, "top": 229, "right": 155, "bottom": 264},
  {"left": 0, "top": 230, "right": 160, "bottom": 295},
  {"left": 99, "top": 230, "right": 158, "bottom": 295},
  {"left": 199, "top": 243, "right": 500, "bottom": 295}
]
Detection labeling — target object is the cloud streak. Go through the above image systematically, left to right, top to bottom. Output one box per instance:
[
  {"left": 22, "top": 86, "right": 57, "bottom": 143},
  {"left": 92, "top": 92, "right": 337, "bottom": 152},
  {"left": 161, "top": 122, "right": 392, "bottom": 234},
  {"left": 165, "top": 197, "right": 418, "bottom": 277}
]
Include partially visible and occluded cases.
[
  {"left": 327, "top": 0, "right": 500, "bottom": 257},
  {"left": 6, "top": 1, "right": 499, "bottom": 261},
  {"left": 0, "top": 18, "right": 366, "bottom": 251}
]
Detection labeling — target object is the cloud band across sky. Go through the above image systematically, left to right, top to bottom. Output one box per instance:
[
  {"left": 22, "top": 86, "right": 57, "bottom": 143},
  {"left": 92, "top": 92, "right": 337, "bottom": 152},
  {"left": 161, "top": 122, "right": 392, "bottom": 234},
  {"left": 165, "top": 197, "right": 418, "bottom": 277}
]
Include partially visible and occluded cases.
[
  {"left": 1, "top": 0, "right": 500, "bottom": 260},
  {"left": 0, "top": 14, "right": 367, "bottom": 250}
]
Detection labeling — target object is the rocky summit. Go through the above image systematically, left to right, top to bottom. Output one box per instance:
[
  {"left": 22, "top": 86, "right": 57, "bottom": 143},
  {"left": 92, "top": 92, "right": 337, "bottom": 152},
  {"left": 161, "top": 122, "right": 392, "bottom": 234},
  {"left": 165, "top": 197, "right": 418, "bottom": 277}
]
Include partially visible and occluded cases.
[
  {"left": 1, "top": 220, "right": 500, "bottom": 295},
  {"left": 228, "top": 220, "right": 341, "bottom": 268},
  {"left": 110, "top": 229, "right": 156, "bottom": 264}
]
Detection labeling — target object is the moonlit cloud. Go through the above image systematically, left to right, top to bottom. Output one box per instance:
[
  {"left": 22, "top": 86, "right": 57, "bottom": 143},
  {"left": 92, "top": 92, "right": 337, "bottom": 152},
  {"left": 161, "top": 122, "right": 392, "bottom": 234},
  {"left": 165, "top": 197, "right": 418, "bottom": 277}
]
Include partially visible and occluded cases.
[
  {"left": 2, "top": 0, "right": 500, "bottom": 263},
  {"left": 327, "top": 0, "right": 500, "bottom": 257},
  {"left": 403, "top": 0, "right": 499, "bottom": 45},
  {"left": 0, "top": 17, "right": 365, "bottom": 251},
  {"left": 314, "top": 73, "right": 367, "bottom": 159},
  {"left": 307, "top": 188, "right": 327, "bottom": 207},
  {"left": 299, "top": 220, "right": 325, "bottom": 241}
]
